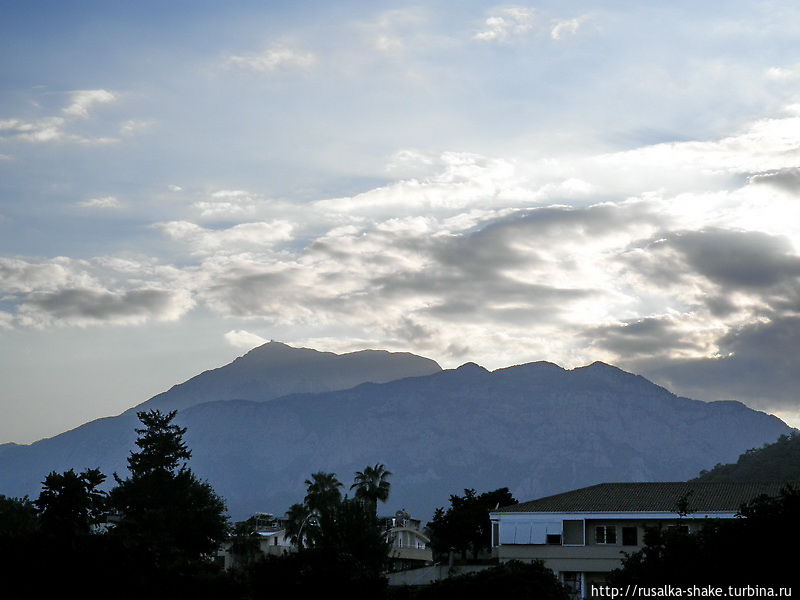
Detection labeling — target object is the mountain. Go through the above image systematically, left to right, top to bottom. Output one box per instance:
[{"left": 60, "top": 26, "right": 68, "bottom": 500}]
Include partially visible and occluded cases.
[
  {"left": 133, "top": 341, "right": 443, "bottom": 413},
  {"left": 0, "top": 342, "right": 441, "bottom": 502},
  {"left": 0, "top": 349, "right": 792, "bottom": 522},
  {"left": 693, "top": 432, "right": 800, "bottom": 482}
]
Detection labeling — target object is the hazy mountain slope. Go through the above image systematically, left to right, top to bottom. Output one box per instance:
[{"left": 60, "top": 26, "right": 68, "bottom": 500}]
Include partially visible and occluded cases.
[
  {"left": 135, "top": 341, "right": 442, "bottom": 413},
  {"left": 0, "top": 343, "right": 441, "bottom": 499},
  {"left": 0, "top": 355, "right": 791, "bottom": 521},
  {"left": 169, "top": 361, "right": 792, "bottom": 519},
  {"left": 693, "top": 432, "right": 800, "bottom": 482}
]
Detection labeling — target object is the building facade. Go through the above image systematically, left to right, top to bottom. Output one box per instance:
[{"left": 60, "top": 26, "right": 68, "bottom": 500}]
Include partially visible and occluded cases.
[
  {"left": 490, "top": 481, "right": 792, "bottom": 598},
  {"left": 382, "top": 509, "right": 433, "bottom": 570}
]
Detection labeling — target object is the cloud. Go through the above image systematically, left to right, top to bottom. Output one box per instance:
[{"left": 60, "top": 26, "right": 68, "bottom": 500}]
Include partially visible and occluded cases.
[
  {"left": 474, "top": 7, "right": 535, "bottom": 42},
  {"left": 360, "top": 8, "right": 430, "bottom": 54},
  {"left": 550, "top": 17, "right": 583, "bottom": 40},
  {"left": 225, "top": 44, "right": 315, "bottom": 72},
  {"left": 765, "top": 66, "right": 798, "bottom": 81},
  {"left": 0, "top": 89, "right": 119, "bottom": 144},
  {"left": 62, "top": 90, "right": 116, "bottom": 118},
  {"left": 4, "top": 104, "right": 800, "bottom": 416},
  {"left": 594, "top": 113, "right": 800, "bottom": 176},
  {"left": 0, "top": 116, "right": 69, "bottom": 143},
  {"left": 119, "top": 119, "right": 155, "bottom": 135},
  {"left": 315, "top": 152, "right": 592, "bottom": 215},
  {"left": 748, "top": 167, "right": 800, "bottom": 194},
  {"left": 192, "top": 189, "right": 261, "bottom": 218},
  {"left": 77, "top": 196, "right": 121, "bottom": 209},
  {"left": 154, "top": 220, "right": 294, "bottom": 254},
  {"left": 624, "top": 228, "right": 800, "bottom": 292},
  {"left": 0, "top": 257, "right": 94, "bottom": 294},
  {"left": 17, "top": 287, "right": 194, "bottom": 327},
  {"left": 0, "top": 311, "right": 14, "bottom": 330},
  {"left": 585, "top": 315, "right": 713, "bottom": 360},
  {"left": 634, "top": 316, "right": 800, "bottom": 412},
  {"left": 224, "top": 329, "right": 268, "bottom": 349}
]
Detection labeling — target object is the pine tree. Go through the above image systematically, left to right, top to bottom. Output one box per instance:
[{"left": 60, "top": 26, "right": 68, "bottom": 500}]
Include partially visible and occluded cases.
[{"left": 109, "top": 410, "right": 229, "bottom": 573}]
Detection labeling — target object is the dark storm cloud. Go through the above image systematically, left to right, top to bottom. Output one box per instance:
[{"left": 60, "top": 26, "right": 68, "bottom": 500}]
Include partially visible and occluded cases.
[
  {"left": 749, "top": 168, "right": 800, "bottom": 194},
  {"left": 477, "top": 201, "right": 658, "bottom": 242},
  {"left": 369, "top": 210, "right": 607, "bottom": 323},
  {"left": 625, "top": 228, "right": 800, "bottom": 292},
  {"left": 670, "top": 229, "right": 800, "bottom": 289},
  {"left": 205, "top": 270, "right": 299, "bottom": 317},
  {"left": 23, "top": 288, "right": 186, "bottom": 323},
  {"left": 584, "top": 316, "right": 701, "bottom": 359},
  {"left": 632, "top": 316, "right": 800, "bottom": 413}
]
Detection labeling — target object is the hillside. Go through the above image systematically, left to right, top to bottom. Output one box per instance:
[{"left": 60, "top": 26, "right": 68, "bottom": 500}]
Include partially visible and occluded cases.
[
  {"left": 0, "top": 350, "right": 791, "bottom": 521},
  {"left": 694, "top": 432, "right": 800, "bottom": 482}
]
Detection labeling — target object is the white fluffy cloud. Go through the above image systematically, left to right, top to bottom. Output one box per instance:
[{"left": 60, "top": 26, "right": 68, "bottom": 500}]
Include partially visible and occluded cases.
[
  {"left": 474, "top": 7, "right": 535, "bottom": 42},
  {"left": 551, "top": 17, "right": 583, "bottom": 40},
  {"left": 225, "top": 44, "right": 315, "bottom": 72},
  {"left": 0, "top": 89, "right": 119, "bottom": 144},
  {"left": 62, "top": 89, "right": 116, "bottom": 118},
  {"left": 192, "top": 189, "right": 261, "bottom": 218},
  {"left": 78, "top": 196, "right": 121, "bottom": 209},
  {"left": 154, "top": 220, "right": 294, "bottom": 254},
  {"left": 224, "top": 329, "right": 268, "bottom": 349}
]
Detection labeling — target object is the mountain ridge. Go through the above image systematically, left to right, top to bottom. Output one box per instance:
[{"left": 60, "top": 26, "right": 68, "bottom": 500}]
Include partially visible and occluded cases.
[{"left": 0, "top": 343, "right": 792, "bottom": 521}]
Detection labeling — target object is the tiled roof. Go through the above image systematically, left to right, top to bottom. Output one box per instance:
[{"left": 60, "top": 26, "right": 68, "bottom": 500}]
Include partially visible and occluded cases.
[{"left": 493, "top": 482, "right": 798, "bottom": 513}]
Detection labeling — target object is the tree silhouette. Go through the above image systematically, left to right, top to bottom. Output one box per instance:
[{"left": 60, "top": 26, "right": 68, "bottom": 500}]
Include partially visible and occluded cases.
[
  {"left": 109, "top": 409, "right": 228, "bottom": 573},
  {"left": 126, "top": 409, "right": 191, "bottom": 475},
  {"left": 350, "top": 463, "right": 392, "bottom": 511},
  {"left": 35, "top": 467, "right": 106, "bottom": 542},
  {"left": 304, "top": 471, "right": 343, "bottom": 516},
  {"left": 608, "top": 485, "right": 800, "bottom": 588},
  {"left": 428, "top": 487, "right": 516, "bottom": 560},
  {"left": 284, "top": 502, "right": 317, "bottom": 549}
]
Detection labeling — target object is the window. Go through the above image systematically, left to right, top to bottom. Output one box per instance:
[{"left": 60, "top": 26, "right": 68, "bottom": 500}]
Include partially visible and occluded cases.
[
  {"left": 563, "top": 519, "right": 585, "bottom": 545},
  {"left": 492, "top": 523, "right": 500, "bottom": 547},
  {"left": 595, "top": 525, "right": 617, "bottom": 544},
  {"left": 622, "top": 526, "right": 638, "bottom": 546},
  {"left": 546, "top": 534, "right": 562, "bottom": 545}
]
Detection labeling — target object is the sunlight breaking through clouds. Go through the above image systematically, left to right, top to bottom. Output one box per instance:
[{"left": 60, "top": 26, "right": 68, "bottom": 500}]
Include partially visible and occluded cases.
[{"left": 3, "top": 1, "right": 800, "bottom": 441}]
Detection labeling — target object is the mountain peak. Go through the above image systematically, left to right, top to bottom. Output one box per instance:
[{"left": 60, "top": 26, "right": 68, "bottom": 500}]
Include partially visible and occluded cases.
[
  {"left": 133, "top": 342, "right": 441, "bottom": 413},
  {"left": 578, "top": 360, "right": 623, "bottom": 371},
  {"left": 456, "top": 362, "right": 489, "bottom": 373}
]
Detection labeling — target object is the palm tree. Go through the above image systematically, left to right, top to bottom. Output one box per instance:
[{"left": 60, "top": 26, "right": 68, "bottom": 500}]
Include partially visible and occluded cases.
[
  {"left": 350, "top": 463, "right": 392, "bottom": 511},
  {"left": 304, "top": 472, "right": 343, "bottom": 516},
  {"left": 284, "top": 502, "right": 316, "bottom": 549}
]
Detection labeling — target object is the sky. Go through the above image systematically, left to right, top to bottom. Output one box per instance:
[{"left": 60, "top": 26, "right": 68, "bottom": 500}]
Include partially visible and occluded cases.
[{"left": 2, "top": 1, "right": 800, "bottom": 443}]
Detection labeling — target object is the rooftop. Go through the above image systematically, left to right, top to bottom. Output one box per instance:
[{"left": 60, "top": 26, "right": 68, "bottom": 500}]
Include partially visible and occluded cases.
[{"left": 493, "top": 482, "right": 798, "bottom": 513}]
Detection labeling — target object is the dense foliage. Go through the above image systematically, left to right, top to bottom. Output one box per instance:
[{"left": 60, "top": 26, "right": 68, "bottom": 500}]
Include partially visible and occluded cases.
[
  {"left": 0, "top": 410, "right": 232, "bottom": 600},
  {"left": 695, "top": 432, "right": 800, "bottom": 481},
  {"left": 237, "top": 465, "right": 393, "bottom": 596},
  {"left": 608, "top": 485, "right": 800, "bottom": 588},
  {"left": 427, "top": 487, "right": 516, "bottom": 560},
  {"left": 389, "top": 560, "right": 569, "bottom": 600}
]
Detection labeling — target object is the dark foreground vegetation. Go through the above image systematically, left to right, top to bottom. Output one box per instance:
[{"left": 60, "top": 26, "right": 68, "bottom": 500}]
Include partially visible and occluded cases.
[
  {"left": 3, "top": 409, "right": 796, "bottom": 598},
  {"left": 0, "top": 410, "right": 567, "bottom": 599},
  {"left": 0, "top": 410, "right": 233, "bottom": 600},
  {"left": 695, "top": 431, "right": 800, "bottom": 481},
  {"left": 608, "top": 486, "right": 800, "bottom": 589},
  {"left": 388, "top": 560, "right": 569, "bottom": 600}
]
